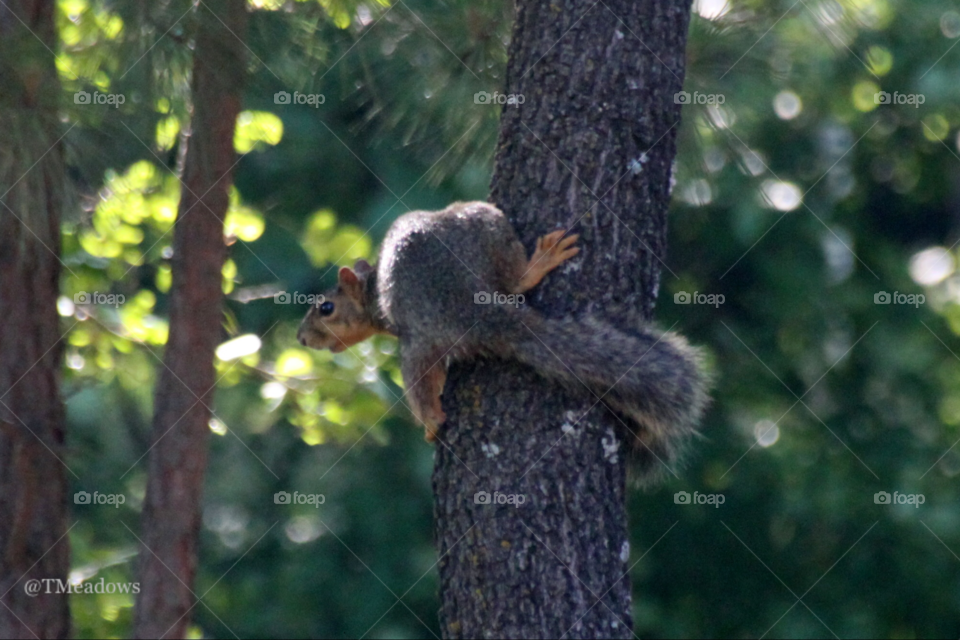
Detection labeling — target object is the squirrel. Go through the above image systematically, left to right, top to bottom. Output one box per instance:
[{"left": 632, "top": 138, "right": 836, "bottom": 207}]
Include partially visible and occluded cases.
[{"left": 297, "top": 201, "right": 709, "bottom": 475}]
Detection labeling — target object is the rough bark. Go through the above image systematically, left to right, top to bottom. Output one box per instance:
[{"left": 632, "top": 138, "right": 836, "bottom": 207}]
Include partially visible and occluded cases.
[
  {"left": 0, "top": 1, "right": 72, "bottom": 637},
  {"left": 133, "top": 1, "right": 246, "bottom": 637},
  {"left": 434, "top": 1, "right": 691, "bottom": 638}
]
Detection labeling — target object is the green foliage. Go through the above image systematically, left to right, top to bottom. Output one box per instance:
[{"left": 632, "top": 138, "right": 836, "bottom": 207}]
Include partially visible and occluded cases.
[{"left": 41, "top": 0, "right": 960, "bottom": 636}]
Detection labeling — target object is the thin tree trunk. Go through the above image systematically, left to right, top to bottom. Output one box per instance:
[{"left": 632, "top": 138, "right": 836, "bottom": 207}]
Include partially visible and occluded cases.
[
  {"left": 434, "top": 0, "right": 691, "bottom": 637},
  {"left": 0, "top": 1, "right": 71, "bottom": 638},
  {"left": 133, "top": 1, "right": 246, "bottom": 637}
]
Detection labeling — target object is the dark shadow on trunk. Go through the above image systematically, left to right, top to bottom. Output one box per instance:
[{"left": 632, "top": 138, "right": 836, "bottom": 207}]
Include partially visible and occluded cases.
[{"left": 0, "top": 1, "right": 72, "bottom": 637}]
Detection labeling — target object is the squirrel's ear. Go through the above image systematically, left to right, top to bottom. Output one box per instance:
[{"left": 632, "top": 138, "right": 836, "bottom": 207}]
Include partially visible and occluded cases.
[
  {"left": 353, "top": 259, "right": 373, "bottom": 276},
  {"left": 338, "top": 266, "right": 359, "bottom": 286},
  {"left": 338, "top": 267, "right": 363, "bottom": 300}
]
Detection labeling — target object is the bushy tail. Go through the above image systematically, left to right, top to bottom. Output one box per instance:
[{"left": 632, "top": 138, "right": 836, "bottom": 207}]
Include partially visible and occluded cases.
[{"left": 485, "top": 308, "right": 710, "bottom": 481}]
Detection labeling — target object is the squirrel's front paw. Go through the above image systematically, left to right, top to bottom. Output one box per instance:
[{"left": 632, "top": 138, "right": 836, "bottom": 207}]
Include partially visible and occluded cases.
[{"left": 518, "top": 230, "right": 580, "bottom": 292}]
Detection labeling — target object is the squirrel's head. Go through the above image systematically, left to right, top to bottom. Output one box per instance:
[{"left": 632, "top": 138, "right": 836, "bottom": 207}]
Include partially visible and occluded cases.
[{"left": 297, "top": 259, "right": 379, "bottom": 353}]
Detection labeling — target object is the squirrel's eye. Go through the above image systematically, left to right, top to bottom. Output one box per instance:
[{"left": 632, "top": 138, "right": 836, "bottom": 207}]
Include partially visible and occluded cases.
[{"left": 319, "top": 301, "right": 335, "bottom": 316}]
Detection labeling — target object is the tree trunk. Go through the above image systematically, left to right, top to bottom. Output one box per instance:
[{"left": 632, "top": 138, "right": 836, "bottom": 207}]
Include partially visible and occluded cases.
[
  {"left": 434, "top": 0, "right": 691, "bottom": 637},
  {"left": 0, "top": 1, "right": 72, "bottom": 638},
  {"left": 133, "top": 1, "right": 246, "bottom": 637}
]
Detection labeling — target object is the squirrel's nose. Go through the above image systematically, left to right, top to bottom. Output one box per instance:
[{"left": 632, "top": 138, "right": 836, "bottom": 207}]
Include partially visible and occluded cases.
[{"left": 298, "top": 334, "right": 307, "bottom": 346}]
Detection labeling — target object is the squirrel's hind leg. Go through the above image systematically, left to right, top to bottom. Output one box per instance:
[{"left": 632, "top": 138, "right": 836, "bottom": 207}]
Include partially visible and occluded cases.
[
  {"left": 513, "top": 230, "right": 580, "bottom": 293},
  {"left": 400, "top": 348, "right": 448, "bottom": 442}
]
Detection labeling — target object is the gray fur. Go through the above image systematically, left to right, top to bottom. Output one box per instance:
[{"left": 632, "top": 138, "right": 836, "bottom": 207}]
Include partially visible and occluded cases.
[{"left": 300, "top": 201, "right": 710, "bottom": 480}]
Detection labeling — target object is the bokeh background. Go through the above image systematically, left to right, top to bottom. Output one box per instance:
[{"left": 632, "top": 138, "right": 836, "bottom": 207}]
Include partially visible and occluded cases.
[{"left": 51, "top": 0, "right": 960, "bottom": 636}]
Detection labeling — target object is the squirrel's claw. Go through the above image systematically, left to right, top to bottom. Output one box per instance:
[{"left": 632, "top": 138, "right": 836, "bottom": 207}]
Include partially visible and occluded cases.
[
  {"left": 518, "top": 230, "right": 580, "bottom": 293},
  {"left": 555, "top": 233, "right": 581, "bottom": 262}
]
